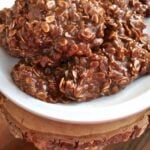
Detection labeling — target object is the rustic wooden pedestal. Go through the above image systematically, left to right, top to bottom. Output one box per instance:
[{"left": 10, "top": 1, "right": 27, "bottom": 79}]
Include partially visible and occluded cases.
[{"left": 0, "top": 93, "right": 150, "bottom": 150}]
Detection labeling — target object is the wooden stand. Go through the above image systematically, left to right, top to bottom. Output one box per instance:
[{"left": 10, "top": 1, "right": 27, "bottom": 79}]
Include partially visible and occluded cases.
[{"left": 0, "top": 93, "right": 150, "bottom": 150}]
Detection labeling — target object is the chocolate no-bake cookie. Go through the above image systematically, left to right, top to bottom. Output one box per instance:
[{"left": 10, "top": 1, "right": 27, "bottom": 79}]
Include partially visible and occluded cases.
[
  {"left": 0, "top": 0, "right": 150, "bottom": 103},
  {"left": 0, "top": 0, "right": 148, "bottom": 60},
  {"left": 0, "top": 0, "right": 106, "bottom": 59},
  {"left": 1, "top": 0, "right": 147, "bottom": 66},
  {"left": 12, "top": 35, "right": 150, "bottom": 103}
]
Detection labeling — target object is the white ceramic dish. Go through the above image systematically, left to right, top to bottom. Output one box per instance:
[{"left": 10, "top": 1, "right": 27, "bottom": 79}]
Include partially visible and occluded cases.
[{"left": 0, "top": 0, "right": 150, "bottom": 124}]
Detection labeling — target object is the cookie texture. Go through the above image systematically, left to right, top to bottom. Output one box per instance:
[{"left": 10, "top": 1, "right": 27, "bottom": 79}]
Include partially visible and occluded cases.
[{"left": 0, "top": 0, "right": 150, "bottom": 103}]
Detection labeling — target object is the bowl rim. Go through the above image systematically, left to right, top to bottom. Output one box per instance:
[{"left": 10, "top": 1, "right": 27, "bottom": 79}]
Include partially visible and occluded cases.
[{"left": 0, "top": 83, "right": 150, "bottom": 124}]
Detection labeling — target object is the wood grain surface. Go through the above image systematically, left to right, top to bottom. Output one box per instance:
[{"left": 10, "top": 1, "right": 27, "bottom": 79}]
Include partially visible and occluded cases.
[{"left": 0, "top": 114, "right": 149, "bottom": 150}]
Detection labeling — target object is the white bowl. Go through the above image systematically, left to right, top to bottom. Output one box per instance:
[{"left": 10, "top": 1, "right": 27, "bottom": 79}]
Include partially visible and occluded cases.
[{"left": 0, "top": 0, "right": 150, "bottom": 124}]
